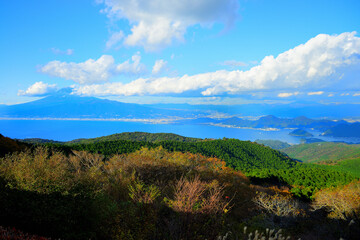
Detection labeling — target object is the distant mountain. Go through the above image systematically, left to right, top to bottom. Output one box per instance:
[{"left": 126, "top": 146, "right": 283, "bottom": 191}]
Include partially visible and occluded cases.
[
  {"left": 0, "top": 94, "right": 198, "bottom": 119},
  {"left": 153, "top": 102, "right": 360, "bottom": 118},
  {"left": 211, "top": 115, "right": 344, "bottom": 131},
  {"left": 322, "top": 122, "right": 360, "bottom": 138},
  {"left": 289, "top": 129, "right": 313, "bottom": 137},
  {"left": 67, "top": 132, "right": 202, "bottom": 144}
]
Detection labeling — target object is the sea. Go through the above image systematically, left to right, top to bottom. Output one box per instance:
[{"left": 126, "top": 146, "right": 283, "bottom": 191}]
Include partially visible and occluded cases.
[{"left": 1, "top": 120, "right": 360, "bottom": 144}]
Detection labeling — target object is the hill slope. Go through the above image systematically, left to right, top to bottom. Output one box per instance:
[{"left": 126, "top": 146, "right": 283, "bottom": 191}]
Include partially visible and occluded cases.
[
  {"left": 0, "top": 134, "right": 29, "bottom": 157},
  {"left": 63, "top": 138, "right": 297, "bottom": 172},
  {"left": 281, "top": 142, "right": 360, "bottom": 163}
]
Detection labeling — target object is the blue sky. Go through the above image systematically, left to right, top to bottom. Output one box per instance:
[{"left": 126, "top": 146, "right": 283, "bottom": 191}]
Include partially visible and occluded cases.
[{"left": 1, "top": 0, "right": 360, "bottom": 105}]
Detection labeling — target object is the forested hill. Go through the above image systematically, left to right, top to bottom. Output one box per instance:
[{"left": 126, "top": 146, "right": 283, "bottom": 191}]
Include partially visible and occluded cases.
[
  {"left": 67, "top": 132, "right": 202, "bottom": 144},
  {"left": 62, "top": 138, "right": 297, "bottom": 172}
]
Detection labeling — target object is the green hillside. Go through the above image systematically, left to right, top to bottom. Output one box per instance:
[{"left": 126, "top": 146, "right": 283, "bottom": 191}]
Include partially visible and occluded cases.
[
  {"left": 67, "top": 132, "right": 201, "bottom": 144},
  {"left": 62, "top": 138, "right": 297, "bottom": 172},
  {"left": 281, "top": 142, "right": 360, "bottom": 163},
  {"left": 332, "top": 158, "right": 360, "bottom": 178}
]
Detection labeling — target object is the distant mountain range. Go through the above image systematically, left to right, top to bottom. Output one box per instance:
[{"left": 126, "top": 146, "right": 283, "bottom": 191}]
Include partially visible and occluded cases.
[
  {"left": 0, "top": 94, "right": 200, "bottom": 119},
  {"left": 2, "top": 94, "right": 360, "bottom": 138},
  {"left": 182, "top": 115, "right": 347, "bottom": 132},
  {"left": 322, "top": 122, "right": 360, "bottom": 138}
]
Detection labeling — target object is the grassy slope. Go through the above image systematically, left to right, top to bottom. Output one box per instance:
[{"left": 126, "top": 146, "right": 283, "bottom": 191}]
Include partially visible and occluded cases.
[
  {"left": 67, "top": 132, "right": 201, "bottom": 144},
  {"left": 281, "top": 142, "right": 360, "bottom": 163}
]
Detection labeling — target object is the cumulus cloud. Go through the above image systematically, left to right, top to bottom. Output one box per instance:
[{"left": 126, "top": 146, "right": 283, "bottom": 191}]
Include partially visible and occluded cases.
[
  {"left": 98, "top": 0, "right": 239, "bottom": 51},
  {"left": 73, "top": 32, "right": 360, "bottom": 96},
  {"left": 51, "top": 48, "right": 74, "bottom": 55},
  {"left": 116, "top": 52, "right": 147, "bottom": 75},
  {"left": 40, "top": 53, "right": 147, "bottom": 84},
  {"left": 152, "top": 59, "right": 168, "bottom": 75},
  {"left": 18, "top": 82, "right": 58, "bottom": 96},
  {"left": 308, "top": 91, "right": 324, "bottom": 95},
  {"left": 277, "top": 92, "right": 299, "bottom": 98},
  {"left": 328, "top": 93, "right": 335, "bottom": 97},
  {"left": 353, "top": 93, "right": 360, "bottom": 96}
]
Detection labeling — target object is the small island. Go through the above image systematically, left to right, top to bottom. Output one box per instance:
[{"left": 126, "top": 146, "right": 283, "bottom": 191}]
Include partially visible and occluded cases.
[{"left": 289, "top": 129, "right": 314, "bottom": 137}]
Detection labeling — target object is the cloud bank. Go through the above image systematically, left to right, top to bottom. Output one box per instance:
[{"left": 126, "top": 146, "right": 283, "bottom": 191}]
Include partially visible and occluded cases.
[
  {"left": 98, "top": 0, "right": 239, "bottom": 51},
  {"left": 72, "top": 32, "right": 360, "bottom": 97},
  {"left": 40, "top": 53, "right": 147, "bottom": 84},
  {"left": 18, "top": 82, "right": 58, "bottom": 96}
]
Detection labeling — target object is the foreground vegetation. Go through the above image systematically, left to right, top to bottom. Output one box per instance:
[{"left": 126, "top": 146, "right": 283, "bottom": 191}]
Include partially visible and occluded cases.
[
  {"left": 1, "top": 134, "right": 360, "bottom": 239},
  {"left": 44, "top": 138, "right": 356, "bottom": 199}
]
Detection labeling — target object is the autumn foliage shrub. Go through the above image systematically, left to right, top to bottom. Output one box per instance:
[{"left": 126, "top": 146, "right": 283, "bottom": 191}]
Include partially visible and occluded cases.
[
  {"left": 0, "top": 145, "right": 254, "bottom": 239},
  {"left": 0, "top": 147, "right": 70, "bottom": 193},
  {"left": 312, "top": 180, "right": 360, "bottom": 220},
  {"left": 253, "top": 192, "right": 304, "bottom": 218}
]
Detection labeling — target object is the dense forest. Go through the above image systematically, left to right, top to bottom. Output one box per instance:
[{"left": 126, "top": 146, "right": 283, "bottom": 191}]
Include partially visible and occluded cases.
[
  {"left": 67, "top": 132, "right": 202, "bottom": 144},
  {"left": 0, "top": 133, "right": 359, "bottom": 239}
]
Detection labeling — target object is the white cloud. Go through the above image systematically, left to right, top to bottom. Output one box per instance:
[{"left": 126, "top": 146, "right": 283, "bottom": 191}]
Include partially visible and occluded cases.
[
  {"left": 98, "top": 0, "right": 239, "bottom": 51},
  {"left": 106, "top": 31, "right": 124, "bottom": 49},
  {"left": 73, "top": 32, "right": 360, "bottom": 96},
  {"left": 51, "top": 48, "right": 74, "bottom": 55},
  {"left": 116, "top": 52, "right": 147, "bottom": 75},
  {"left": 40, "top": 53, "right": 147, "bottom": 84},
  {"left": 41, "top": 55, "right": 115, "bottom": 84},
  {"left": 152, "top": 59, "right": 168, "bottom": 75},
  {"left": 221, "top": 60, "right": 248, "bottom": 68},
  {"left": 18, "top": 82, "right": 58, "bottom": 96},
  {"left": 308, "top": 91, "right": 324, "bottom": 96},
  {"left": 277, "top": 92, "right": 299, "bottom": 98},
  {"left": 328, "top": 93, "right": 335, "bottom": 97},
  {"left": 341, "top": 93, "right": 350, "bottom": 96},
  {"left": 353, "top": 93, "right": 360, "bottom": 96}
]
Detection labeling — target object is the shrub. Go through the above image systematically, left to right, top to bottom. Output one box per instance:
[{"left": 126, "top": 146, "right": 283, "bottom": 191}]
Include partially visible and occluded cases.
[
  {"left": 0, "top": 147, "right": 70, "bottom": 193},
  {"left": 169, "top": 176, "right": 230, "bottom": 215},
  {"left": 128, "top": 178, "right": 161, "bottom": 204},
  {"left": 312, "top": 180, "right": 360, "bottom": 220},
  {"left": 253, "top": 192, "right": 304, "bottom": 217}
]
